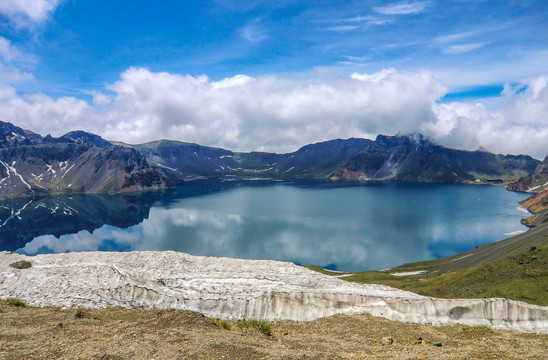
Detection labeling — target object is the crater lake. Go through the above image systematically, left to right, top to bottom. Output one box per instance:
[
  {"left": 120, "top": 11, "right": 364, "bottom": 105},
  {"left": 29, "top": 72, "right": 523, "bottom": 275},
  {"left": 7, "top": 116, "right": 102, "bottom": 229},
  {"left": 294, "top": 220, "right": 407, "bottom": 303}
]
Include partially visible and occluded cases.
[{"left": 0, "top": 180, "right": 530, "bottom": 272}]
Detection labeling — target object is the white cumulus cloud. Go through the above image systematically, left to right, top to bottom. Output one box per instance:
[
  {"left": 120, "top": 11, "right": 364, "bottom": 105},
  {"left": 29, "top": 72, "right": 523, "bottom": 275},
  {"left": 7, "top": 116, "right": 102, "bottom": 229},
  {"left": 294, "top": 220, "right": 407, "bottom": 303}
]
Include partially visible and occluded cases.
[
  {"left": 0, "top": 0, "right": 62, "bottom": 29},
  {"left": 0, "top": 68, "right": 547, "bottom": 159},
  {"left": 429, "top": 75, "right": 548, "bottom": 158}
]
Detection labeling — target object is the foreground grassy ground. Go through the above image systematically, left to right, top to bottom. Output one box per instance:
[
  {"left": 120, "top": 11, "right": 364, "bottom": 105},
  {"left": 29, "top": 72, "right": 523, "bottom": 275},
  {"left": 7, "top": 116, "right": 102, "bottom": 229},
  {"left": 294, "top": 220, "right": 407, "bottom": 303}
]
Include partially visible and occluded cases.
[{"left": 1, "top": 300, "right": 546, "bottom": 360}]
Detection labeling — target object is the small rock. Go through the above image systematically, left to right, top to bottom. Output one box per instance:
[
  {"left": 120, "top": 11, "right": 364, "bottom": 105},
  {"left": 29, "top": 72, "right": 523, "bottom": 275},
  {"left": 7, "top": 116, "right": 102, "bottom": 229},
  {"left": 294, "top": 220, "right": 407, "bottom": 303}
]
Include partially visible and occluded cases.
[
  {"left": 9, "top": 260, "right": 32, "bottom": 269},
  {"left": 56, "top": 323, "right": 63, "bottom": 328},
  {"left": 381, "top": 336, "right": 394, "bottom": 345},
  {"left": 278, "top": 339, "right": 283, "bottom": 345},
  {"left": 130, "top": 342, "right": 139, "bottom": 346},
  {"left": 433, "top": 342, "right": 442, "bottom": 347},
  {"left": 417, "top": 353, "right": 426, "bottom": 359},
  {"left": 92, "top": 354, "right": 111, "bottom": 360}
]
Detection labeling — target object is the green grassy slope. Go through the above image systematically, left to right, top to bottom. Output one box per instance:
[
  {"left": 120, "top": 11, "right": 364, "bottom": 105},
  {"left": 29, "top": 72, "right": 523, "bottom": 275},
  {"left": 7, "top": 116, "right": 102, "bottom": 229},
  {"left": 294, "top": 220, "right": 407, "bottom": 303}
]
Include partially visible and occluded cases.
[
  {"left": 308, "top": 223, "right": 548, "bottom": 306},
  {"left": 344, "top": 242, "right": 547, "bottom": 305}
]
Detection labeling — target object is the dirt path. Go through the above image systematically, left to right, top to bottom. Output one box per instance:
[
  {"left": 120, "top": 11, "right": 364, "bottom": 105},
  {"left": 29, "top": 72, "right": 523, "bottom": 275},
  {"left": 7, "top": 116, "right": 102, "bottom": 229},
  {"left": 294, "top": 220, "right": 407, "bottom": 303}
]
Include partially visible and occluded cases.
[{"left": 1, "top": 302, "right": 546, "bottom": 359}]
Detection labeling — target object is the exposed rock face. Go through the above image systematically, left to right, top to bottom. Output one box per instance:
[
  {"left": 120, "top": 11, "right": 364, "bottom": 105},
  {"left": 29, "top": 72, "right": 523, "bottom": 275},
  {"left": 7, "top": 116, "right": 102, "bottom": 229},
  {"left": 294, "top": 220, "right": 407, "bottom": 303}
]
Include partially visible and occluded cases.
[
  {"left": 1, "top": 120, "right": 541, "bottom": 195},
  {"left": 0, "top": 121, "right": 183, "bottom": 198},
  {"left": 126, "top": 134, "right": 539, "bottom": 184},
  {"left": 329, "top": 134, "right": 540, "bottom": 184},
  {"left": 127, "top": 138, "right": 373, "bottom": 179},
  {"left": 507, "top": 155, "right": 548, "bottom": 227},
  {"left": 508, "top": 156, "right": 548, "bottom": 193},
  {"left": 518, "top": 188, "right": 548, "bottom": 227},
  {"left": 1, "top": 251, "right": 546, "bottom": 334}
]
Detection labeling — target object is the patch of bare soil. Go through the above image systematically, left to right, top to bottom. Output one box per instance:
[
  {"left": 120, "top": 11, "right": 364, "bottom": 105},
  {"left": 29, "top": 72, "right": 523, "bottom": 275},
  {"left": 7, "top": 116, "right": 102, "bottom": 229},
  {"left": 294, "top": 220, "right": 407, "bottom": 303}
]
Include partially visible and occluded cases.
[{"left": 0, "top": 302, "right": 546, "bottom": 359}]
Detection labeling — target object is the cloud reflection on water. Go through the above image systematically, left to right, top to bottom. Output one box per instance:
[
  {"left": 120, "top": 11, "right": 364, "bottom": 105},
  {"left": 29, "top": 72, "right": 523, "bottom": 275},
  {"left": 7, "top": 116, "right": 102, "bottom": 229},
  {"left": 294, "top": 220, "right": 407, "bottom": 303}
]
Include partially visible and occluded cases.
[{"left": 16, "top": 182, "right": 529, "bottom": 271}]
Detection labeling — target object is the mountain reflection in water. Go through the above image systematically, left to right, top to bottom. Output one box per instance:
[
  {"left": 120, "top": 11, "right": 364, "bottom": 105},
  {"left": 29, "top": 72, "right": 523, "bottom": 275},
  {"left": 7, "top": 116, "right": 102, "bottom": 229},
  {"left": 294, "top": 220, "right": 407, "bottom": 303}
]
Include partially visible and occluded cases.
[{"left": 0, "top": 180, "right": 529, "bottom": 271}]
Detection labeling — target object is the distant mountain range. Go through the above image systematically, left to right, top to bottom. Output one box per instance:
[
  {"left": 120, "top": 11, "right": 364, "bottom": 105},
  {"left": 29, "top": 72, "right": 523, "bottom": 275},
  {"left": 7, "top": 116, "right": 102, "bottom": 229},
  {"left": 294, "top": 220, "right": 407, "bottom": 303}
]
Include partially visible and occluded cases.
[
  {"left": 0, "top": 120, "right": 543, "bottom": 198},
  {"left": 0, "top": 121, "right": 183, "bottom": 198},
  {"left": 119, "top": 132, "right": 540, "bottom": 185}
]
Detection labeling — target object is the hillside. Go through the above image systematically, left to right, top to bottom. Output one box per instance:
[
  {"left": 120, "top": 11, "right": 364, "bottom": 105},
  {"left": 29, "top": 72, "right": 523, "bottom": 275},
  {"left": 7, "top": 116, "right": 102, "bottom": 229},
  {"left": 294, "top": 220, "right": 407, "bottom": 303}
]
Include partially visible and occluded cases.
[
  {"left": 1, "top": 120, "right": 543, "bottom": 198},
  {"left": 0, "top": 121, "right": 183, "bottom": 198},
  {"left": 122, "top": 133, "right": 540, "bottom": 184},
  {"left": 329, "top": 134, "right": 539, "bottom": 184},
  {"left": 507, "top": 155, "right": 548, "bottom": 227},
  {"left": 508, "top": 155, "right": 548, "bottom": 193}
]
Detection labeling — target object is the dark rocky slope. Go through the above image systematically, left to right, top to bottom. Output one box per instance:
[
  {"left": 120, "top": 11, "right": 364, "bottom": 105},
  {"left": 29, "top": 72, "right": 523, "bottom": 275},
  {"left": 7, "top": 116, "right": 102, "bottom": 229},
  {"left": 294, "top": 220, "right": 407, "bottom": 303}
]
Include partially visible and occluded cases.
[
  {"left": 2, "top": 120, "right": 542, "bottom": 198},
  {"left": 0, "top": 121, "right": 183, "bottom": 198},
  {"left": 124, "top": 134, "right": 540, "bottom": 185},
  {"left": 329, "top": 134, "right": 539, "bottom": 184},
  {"left": 122, "top": 137, "right": 373, "bottom": 179},
  {"left": 507, "top": 155, "right": 548, "bottom": 227},
  {"left": 507, "top": 156, "right": 548, "bottom": 193}
]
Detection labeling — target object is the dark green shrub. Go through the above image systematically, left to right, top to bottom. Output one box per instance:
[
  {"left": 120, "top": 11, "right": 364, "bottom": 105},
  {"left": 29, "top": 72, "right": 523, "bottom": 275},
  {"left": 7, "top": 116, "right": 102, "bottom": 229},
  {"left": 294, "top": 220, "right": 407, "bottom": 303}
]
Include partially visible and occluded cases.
[
  {"left": 7, "top": 298, "right": 28, "bottom": 308},
  {"left": 210, "top": 318, "right": 232, "bottom": 330},
  {"left": 237, "top": 319, "right": 272, "bottom": 336}
]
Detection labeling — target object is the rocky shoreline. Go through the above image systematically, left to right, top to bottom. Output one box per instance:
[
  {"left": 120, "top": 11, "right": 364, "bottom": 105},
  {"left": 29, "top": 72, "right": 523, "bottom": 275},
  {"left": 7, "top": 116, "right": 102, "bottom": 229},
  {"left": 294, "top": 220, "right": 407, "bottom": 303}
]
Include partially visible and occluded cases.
[{"left": 1, "top": 251, "right": 547, "bottom": 334}]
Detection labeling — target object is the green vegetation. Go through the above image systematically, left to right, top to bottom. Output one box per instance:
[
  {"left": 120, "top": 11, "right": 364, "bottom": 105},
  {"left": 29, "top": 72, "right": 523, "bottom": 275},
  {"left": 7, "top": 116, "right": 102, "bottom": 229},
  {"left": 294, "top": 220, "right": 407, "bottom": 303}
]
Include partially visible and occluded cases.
[
  {"left": 469, "top": 172, "right": 520, "bottom": 183},
  {"left": 343, "top": 243, "right": 548, "bottom": 306},
  {"left": 9, "top": 260, "right": 32, "bottom": 269},
  {"left": 303, "top": 265, "right": 349, "bottom": 276},
  {"left": 6, "top": 298, "right": 28, "bottom": 308},
  {"left": 74, "top": 308, "right": 86, "bottom": 318},
  {"left": 210, "top": 318, "right": 232, "bottom": 330},
  {"left": 237, "top": 319, "right": 272, "bottom": 336},
  {"left": 454, "top": 324, "right": 493, "bottom": 332}
]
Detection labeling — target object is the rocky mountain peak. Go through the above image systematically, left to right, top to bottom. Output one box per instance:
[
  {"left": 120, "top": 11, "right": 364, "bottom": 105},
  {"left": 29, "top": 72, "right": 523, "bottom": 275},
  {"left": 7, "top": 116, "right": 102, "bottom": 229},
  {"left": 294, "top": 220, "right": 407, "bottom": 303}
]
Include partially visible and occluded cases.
[
  {"left": 0, "top": 121, "right": 39, "bottom": 148},
  {"left": 0, "top": 121, "right": 183, "bottom": 198},
  {"left": 60, "top": 131, "right": 112, "bottom": 148},
  {"left": 374, "top": 133, "right": 435, "bottom": 147}
]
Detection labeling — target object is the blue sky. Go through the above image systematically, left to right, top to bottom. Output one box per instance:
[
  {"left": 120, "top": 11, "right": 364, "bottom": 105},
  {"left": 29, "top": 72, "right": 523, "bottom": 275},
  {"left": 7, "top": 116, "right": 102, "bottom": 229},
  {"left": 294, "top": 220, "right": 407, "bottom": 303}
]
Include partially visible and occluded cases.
[{"left": 1, "top": 0, "right": 548, "bottom": 157}]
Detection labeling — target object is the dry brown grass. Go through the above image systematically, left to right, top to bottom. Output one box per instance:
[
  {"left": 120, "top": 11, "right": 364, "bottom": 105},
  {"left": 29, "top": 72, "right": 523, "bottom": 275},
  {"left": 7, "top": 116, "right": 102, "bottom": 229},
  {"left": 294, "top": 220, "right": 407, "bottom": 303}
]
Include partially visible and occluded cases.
[{"left": 0, "top": 300, "right": 546, "bottom": 359}]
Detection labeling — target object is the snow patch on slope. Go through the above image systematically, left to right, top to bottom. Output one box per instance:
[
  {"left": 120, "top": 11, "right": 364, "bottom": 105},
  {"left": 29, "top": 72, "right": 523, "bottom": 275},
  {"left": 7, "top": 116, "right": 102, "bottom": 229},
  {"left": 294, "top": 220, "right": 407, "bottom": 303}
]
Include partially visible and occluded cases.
[{"left": 0, "top": 251, "right": 546, "bottom": 334}]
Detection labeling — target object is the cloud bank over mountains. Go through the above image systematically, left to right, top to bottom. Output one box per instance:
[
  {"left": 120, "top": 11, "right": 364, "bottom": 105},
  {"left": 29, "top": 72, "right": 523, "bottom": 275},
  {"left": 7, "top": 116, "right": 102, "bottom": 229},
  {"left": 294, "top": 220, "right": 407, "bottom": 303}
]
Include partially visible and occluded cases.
[{"left": 0, "top": 67, "right": 547, "bottom": 158}]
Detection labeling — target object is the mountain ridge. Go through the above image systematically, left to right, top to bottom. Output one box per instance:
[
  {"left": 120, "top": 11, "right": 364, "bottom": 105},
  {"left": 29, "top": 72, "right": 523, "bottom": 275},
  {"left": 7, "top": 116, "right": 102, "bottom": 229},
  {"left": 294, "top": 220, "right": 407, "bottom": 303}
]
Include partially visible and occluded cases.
[
  {"left": 0, "top": 120, "right": 543, "bottom": 198},
  {"left": 0, "top": 121, "right": 184, "bottom": 199},
  {"left": 120, "top": 132, "right": 540, "bottom": 185}
]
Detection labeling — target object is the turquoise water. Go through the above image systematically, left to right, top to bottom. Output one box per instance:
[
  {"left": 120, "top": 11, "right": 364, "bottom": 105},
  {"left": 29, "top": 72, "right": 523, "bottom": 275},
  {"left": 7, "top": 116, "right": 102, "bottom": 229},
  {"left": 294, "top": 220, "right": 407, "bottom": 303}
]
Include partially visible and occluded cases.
[{"left": 3, "top": 181, "right": 530, "bottom": 271}]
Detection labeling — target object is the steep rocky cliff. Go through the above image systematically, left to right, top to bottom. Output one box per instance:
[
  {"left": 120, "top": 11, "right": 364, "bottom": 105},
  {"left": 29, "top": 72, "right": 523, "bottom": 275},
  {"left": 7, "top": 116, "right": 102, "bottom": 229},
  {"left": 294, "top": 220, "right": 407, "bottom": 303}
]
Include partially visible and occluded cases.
[
  {"left": 2, "top": 120, "right": 541, "bottom": 197},
  {"left": 0, "top": 121, "right": 183, "bottom": 198},
  {"left": 126, "top": 134, "right": 539, "bottom": 184},
  {"left": 329, "top": 134, "right": 539, "bottom": 184},
  {"left": 125, "top": 137, "right": 373, "bottom": 179},
  {"left": 507, "top": 155, "right": 548, "bottom": 227},
  {"left": 507, "top": 156, "right": 548, "bottom": 192}
]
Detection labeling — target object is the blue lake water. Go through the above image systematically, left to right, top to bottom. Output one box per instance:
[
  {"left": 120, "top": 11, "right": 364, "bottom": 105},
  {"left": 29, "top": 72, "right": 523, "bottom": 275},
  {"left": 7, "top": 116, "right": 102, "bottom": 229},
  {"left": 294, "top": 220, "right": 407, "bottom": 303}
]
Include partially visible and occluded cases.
[{"left": 0, "top": 180, "right": 530, "bottom": 272}]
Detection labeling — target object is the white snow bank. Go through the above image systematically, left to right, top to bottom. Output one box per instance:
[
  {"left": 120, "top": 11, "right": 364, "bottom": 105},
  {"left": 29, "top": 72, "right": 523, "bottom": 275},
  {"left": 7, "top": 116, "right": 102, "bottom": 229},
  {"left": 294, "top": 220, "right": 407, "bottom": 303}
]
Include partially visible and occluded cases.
[{"left": 0, "top": 251, "right": 546, "bottom": 334}]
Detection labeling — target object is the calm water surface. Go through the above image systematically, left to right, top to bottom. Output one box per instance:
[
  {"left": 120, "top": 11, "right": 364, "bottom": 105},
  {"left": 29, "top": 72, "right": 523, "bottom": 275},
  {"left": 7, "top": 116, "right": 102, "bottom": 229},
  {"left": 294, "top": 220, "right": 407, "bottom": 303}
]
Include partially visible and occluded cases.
[{"left": 0, "top": 180, "right": 530, "bottom": 271}]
